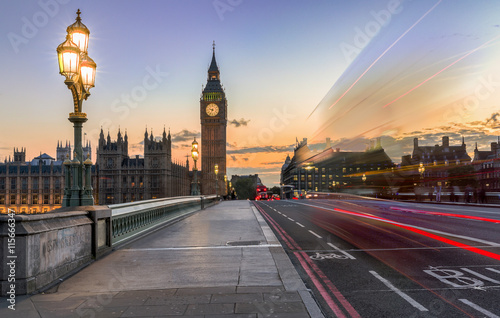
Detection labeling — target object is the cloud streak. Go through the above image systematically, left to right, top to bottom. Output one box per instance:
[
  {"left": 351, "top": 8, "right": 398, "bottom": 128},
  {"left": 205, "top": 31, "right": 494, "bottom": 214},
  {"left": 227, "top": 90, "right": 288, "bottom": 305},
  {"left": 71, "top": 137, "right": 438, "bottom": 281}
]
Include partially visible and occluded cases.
[
  {"left": 229, "top": 118, "right": 250, "bottom": 127},
  {"left": 171, "top": 129, "right": 200, "bottom": 143},
  {"left": 227, "top": 144, "right": 294, "bottom": 154}
]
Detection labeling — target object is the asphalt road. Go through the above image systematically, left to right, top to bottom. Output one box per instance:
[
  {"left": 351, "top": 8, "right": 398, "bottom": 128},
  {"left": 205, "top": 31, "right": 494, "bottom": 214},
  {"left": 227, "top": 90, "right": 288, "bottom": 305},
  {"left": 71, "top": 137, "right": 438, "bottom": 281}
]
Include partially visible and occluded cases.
[{"left": 254, "top": 198, "right": 500, "bottom": 318}]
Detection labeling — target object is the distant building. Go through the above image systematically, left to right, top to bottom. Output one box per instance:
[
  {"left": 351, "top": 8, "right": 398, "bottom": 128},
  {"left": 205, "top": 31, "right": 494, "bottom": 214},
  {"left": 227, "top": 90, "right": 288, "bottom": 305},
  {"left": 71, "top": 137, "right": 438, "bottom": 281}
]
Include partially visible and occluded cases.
[
  {"left": 95, "top": 128, "right": 190, "bottom": 205},
  {"left": 400, "top": 136, "right": 472, "bottom": 189},
  {"left": 401, "top": 136, "right": 471, "bottom": 166},
  {"left": 281, "top": 137, "right": 394, "bottom": 195},
  {"left": 473, "top": 138, "right": 500, "bottom": 190},
  {"left": 0, "top": 148, "right": 64, "bottom": 213}
]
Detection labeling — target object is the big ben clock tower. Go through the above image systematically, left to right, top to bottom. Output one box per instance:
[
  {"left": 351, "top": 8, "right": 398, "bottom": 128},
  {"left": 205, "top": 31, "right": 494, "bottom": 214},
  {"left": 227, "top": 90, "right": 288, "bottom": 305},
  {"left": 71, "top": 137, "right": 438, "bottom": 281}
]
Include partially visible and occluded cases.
[{"left": 200, "top": 42, "right": 227, "bottom": 195}]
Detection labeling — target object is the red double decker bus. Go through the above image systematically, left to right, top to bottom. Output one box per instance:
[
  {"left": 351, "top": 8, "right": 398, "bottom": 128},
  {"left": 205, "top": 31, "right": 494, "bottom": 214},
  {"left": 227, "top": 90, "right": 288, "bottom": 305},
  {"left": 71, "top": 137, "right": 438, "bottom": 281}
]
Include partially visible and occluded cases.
[{"left": 255, "top": 185, "right": 268, "bottom": 200}]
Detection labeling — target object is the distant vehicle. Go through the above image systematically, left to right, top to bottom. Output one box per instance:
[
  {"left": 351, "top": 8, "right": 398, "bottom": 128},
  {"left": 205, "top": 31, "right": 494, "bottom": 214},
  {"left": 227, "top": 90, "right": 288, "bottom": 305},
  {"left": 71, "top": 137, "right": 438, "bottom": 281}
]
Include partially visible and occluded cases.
[{"left": 255, "top": 185, "right": 268, "bottom": 200}]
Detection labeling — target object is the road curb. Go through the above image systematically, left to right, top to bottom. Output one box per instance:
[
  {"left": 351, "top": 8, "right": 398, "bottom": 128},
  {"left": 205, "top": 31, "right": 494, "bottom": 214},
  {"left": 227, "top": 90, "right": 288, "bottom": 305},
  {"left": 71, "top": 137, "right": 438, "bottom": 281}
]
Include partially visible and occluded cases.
[{"left": 250, "top": 203, "right": 326, "bottom": 318}]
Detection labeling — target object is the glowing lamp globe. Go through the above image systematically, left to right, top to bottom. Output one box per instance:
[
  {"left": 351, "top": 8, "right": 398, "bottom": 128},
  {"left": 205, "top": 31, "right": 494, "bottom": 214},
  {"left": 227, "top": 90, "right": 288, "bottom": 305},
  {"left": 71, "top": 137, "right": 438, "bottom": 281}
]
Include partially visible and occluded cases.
[
  {"left": 66, "top": 9, "right": 90, "bottom": 53},
  {"left": 57, "top": 35, "right": 81, "bottom": 81},
  {"left": 80, "top": 54, "right": 96, "bottom": 90}
]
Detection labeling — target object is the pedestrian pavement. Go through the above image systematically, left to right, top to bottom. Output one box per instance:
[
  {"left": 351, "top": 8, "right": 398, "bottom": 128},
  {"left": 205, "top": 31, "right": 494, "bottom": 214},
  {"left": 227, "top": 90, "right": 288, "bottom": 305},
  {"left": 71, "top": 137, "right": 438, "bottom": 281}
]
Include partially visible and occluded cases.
[{"left": 1, "top": 200, "right": 324, "bottom": 318}]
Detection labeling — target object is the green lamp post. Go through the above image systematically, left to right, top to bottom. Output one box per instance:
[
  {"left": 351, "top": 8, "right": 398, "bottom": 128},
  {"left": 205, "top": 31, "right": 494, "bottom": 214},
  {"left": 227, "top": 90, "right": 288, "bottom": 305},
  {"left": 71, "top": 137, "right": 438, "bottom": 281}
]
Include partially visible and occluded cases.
[{"left": 57, "top": 9, "right": 96, "bottom": 206}]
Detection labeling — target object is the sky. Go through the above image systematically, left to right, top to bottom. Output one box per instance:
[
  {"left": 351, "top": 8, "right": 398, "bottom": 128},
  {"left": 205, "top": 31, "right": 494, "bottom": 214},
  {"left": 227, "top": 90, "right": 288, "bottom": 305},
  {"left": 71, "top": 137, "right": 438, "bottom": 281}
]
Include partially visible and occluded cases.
[{"left": 1, "top": 0, "right": 500, "bottom": 187}]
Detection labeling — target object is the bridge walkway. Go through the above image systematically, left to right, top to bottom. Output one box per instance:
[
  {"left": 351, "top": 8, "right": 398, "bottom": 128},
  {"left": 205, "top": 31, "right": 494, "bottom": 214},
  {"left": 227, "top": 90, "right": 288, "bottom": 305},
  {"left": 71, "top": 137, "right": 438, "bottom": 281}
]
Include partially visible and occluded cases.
[{"left": 1, "top": 200, "right": 322, "bottom": 318}]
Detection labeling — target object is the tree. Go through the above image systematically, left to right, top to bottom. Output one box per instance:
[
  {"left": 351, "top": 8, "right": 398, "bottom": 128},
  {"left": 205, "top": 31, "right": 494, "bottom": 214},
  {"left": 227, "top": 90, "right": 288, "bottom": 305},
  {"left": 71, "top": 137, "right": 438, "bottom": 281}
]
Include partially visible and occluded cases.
[
  {"left": 233, "top": 178, "right": 256, "bottom": 200},
  {"left": 269, "top": 186, "right": 281, "bottom": 195}
]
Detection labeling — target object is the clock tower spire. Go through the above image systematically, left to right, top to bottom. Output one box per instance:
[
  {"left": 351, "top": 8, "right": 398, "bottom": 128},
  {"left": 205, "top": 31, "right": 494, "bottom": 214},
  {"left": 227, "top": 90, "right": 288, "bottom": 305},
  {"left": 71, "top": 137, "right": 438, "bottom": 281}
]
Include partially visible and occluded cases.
[{"left": 200, "top": 42, "right": 227, "bottom": 195}]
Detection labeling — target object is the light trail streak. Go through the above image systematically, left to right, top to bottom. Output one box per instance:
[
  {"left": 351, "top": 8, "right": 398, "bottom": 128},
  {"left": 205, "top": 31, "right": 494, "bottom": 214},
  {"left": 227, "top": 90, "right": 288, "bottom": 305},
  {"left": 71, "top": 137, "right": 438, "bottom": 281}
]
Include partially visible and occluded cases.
[
  {"left": 307, "top": 0, "right": 443, "bottom": 119},
  {"left": 383, "top": 34, "right": 500, "bottom": 108},
  {"left": 389, "top": 206, "right": 500, "bottom": 224},
  {"left": 330, "top": 207, "right": 500, "bottom": 261}
]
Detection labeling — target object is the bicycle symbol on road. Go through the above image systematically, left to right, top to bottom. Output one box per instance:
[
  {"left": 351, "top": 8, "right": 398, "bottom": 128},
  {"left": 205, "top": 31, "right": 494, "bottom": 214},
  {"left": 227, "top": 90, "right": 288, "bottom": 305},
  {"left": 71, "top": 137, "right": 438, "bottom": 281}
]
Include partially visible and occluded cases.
[{"left": 310, "top": 252, "right": 349, "bottom": 260}]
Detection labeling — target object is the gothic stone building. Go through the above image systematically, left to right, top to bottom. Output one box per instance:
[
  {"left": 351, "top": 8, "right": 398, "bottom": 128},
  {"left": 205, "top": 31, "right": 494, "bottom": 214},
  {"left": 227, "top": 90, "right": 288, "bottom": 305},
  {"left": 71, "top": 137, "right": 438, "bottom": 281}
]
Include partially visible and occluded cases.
[
  {"left": 200, "top": 45, "right": 227, "bottom": 195},
  {"left": 96, "top": 128, "right": 190, "bottom": 204}
]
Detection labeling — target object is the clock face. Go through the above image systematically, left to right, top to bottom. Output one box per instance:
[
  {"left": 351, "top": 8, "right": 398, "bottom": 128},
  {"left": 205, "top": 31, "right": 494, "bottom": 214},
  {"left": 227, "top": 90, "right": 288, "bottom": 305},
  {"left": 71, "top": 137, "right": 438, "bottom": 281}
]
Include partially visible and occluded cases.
[{"left": 206, "top": 103, "right": 219, "bottom": 116}]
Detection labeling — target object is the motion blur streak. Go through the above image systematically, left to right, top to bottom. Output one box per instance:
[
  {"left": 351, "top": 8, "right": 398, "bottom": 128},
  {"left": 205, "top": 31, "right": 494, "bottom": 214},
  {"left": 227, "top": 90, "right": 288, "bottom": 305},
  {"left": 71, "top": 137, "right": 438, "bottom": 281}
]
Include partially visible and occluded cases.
[
  {"left": 325, "top": 0, "right": 443, "bottom": 111},
  {"left": 382, "top": 34, "right": 500, "bottom": 108},
  {"left": 389, "top": 206, "right": 500, "bottom": 224},
  {"left": 329, "top": 207, "right": 500, "bottom": 261}
]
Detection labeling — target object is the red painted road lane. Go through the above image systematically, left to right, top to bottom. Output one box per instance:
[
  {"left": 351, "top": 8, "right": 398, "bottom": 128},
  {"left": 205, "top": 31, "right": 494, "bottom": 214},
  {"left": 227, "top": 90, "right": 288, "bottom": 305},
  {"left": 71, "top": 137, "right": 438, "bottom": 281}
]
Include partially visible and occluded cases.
[{"left": 254, "top": 203, "right": 361, "bottom": 318}]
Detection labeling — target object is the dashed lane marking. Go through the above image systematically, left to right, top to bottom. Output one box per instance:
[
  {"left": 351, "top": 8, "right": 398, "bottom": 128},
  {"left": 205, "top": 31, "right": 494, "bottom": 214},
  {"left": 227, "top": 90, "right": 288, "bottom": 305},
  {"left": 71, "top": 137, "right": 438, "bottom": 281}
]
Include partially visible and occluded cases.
[
  {"left": 288, "top": 217, "right": 295, "bottom": 221},
  {"left": 296, "top": 222, "right": 305, "bottom": 228},
  {"left": 309, "top": 230, "right": 322, "bottom": 239},
  {"left": 370, "top": 270, "right": 428, "bottom": 312},
  {"left": 459, "top": 299, "right": 500, "bottom": 318}
]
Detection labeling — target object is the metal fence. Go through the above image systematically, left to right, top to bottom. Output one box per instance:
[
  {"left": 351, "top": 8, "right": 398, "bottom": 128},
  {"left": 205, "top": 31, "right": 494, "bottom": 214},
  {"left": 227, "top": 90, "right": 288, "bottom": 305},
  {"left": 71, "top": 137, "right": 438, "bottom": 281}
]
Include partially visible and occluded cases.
[{"left": 110, "top": 195, "right": 217, "bottom": 245}]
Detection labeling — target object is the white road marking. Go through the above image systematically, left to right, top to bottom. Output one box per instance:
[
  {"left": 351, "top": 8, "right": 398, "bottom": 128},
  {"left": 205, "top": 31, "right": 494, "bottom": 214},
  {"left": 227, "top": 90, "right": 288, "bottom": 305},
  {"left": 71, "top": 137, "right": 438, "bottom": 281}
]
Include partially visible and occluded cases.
[
  {"left": 291, "top": 201, "right": 500, "bottom": 247},
  {"left": 282, "top": 214, "right": 288, "bottom": 217},
  {"left": 288, "top": 217, "right": 295, "bottom": 221},
  {"left": 296, "top": 222, "right": 305, "bottom": 228},
  {"left": 308, "top": 230, "right": 322, "bottom": 239},
  {"left": 327, "top": 242, "right": 356, "bottom": 260},
  {"left": 123, "top": 244, "right": 282, "bottom": 251},
  {"left": 462, "top": 268, "right": 500, "bottom": 284},
  {"left": 487, "top": 268, "right": 500, "bottom": 274},
  {"left": 369, "top": 270, "right": 428, "bottom": 312},
  {"left": 459, "top": 299, "right": 500, "bottom": 318}
]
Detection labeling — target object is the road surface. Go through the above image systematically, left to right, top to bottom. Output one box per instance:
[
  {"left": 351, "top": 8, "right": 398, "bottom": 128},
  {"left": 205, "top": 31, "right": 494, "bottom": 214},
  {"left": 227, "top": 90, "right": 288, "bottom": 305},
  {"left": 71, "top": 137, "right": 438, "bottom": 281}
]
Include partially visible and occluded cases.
[{"left": 254, "top": 198, "right": 500, "bottom": 317}]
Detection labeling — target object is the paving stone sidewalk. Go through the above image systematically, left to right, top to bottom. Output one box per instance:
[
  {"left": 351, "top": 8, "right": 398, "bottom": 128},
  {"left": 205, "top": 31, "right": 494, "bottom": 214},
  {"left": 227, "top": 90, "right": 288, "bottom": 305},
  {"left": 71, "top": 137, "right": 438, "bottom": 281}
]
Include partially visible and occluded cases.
[{"left": 0, "top": 201, "right": 324, "bottom": 318}]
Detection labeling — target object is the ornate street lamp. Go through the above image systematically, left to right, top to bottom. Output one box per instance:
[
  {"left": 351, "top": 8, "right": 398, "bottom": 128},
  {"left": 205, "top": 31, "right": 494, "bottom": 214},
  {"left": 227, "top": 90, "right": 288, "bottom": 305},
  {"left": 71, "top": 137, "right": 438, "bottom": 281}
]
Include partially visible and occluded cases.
[
  {"left": 57, "top": 9, "right": 96, "bottom": 207},
  {"left": 191, "top": 138, "right": 200, "bottom": 195},
  {"left": 418, "top": 162, "right": 425, "bottom": 179},
  {"left": 214, "top": 163, "right": 219, "bottom": 198},
  {"left": 362, "top": 173, "right": 367, "bottom": 184},
  {"left": 224, "top": 175, "right": 228, "bottom": 197}
]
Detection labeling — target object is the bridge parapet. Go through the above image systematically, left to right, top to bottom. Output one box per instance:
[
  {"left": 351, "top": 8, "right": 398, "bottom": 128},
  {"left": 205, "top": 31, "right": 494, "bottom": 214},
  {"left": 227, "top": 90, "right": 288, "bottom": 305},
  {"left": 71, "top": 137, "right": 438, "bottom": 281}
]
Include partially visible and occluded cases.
[
  {"left": 0, "top": 195, "right": 217, "bottom": 296},
  {"left": 110, "top": 195, "right": 217, "bottom": 246}
]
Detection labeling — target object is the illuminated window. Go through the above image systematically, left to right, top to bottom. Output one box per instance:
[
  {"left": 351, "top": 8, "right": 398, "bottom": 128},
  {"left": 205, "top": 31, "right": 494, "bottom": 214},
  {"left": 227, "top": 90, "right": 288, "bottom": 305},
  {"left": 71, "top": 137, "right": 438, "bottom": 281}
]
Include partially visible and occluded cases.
[
  {"left": 342, "top": 168, "right": 346, "bottom": 173},
  {"left": 10, "top": 195, "right": 16, "bottom": 205},
  {"left": 21, "top": 195, "right": 27, "bottom": 204},
  {"left": 32, "top": 195, "right": 38, "bottom": 204},
  {"left": 43, "top": 195, "right": 49, "bottom": 204}
]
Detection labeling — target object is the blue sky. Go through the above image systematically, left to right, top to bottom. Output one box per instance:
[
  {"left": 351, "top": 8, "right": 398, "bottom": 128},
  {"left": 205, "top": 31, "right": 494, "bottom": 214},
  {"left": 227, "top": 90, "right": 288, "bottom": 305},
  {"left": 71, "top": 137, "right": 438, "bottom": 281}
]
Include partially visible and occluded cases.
[{"left": 1, "top": 0, "right": 500, "bottom": 186}]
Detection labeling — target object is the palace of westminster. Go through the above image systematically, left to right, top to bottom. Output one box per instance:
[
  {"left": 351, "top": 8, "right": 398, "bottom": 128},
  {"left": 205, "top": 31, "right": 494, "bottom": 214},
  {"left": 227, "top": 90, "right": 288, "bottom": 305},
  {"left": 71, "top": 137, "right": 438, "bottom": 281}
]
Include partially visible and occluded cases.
[{"left": 0, "top": 46, "right": 228, "bottom": 213}]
